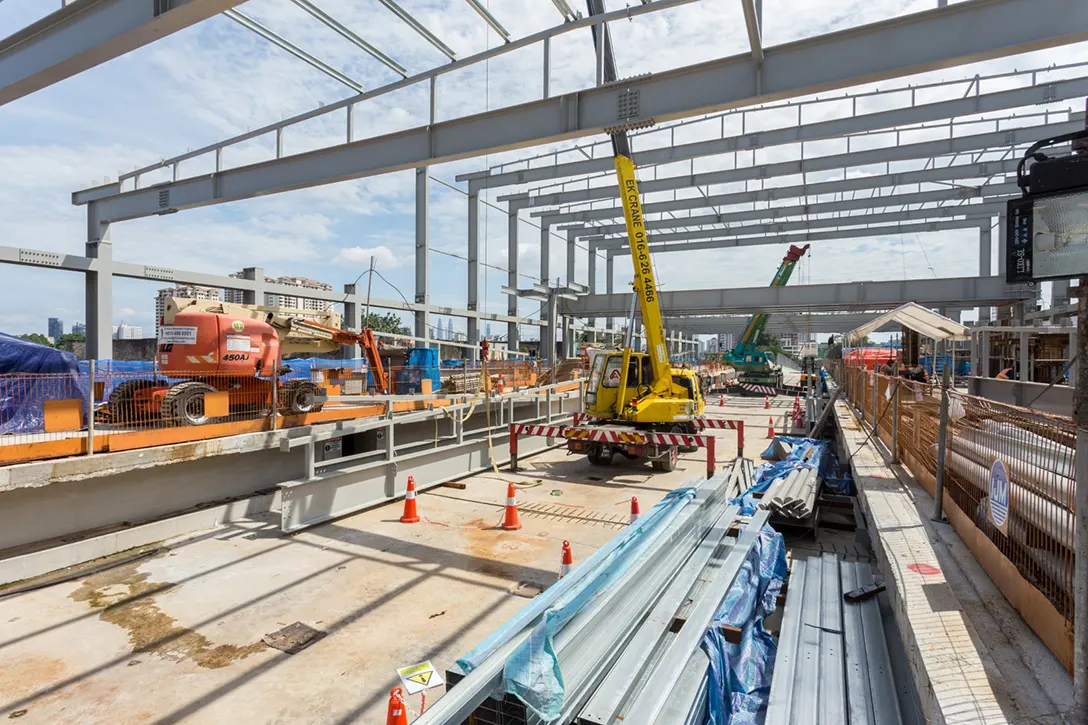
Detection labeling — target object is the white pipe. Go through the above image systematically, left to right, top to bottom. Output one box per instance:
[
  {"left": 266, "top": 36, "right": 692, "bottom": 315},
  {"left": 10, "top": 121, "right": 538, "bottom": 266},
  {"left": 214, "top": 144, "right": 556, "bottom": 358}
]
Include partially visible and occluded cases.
[{"left": 953, "top": 436, "right": 1075, "bottom": 506}]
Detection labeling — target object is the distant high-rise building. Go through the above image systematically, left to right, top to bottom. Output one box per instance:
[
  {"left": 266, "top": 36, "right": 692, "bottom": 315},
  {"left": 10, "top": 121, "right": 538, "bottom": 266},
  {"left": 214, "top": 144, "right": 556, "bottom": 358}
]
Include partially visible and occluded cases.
[
  {"left": 225, "top": 271, "right": 333, "bottom": 312},
  {"left": 156, "top": 285, "right": 221, "bottom": 334},
  {"left": 47, "top": 318, "right": 63, "bottom": 340},
  {"left": 447, "top": 319, "right": 455, "bottom": 341},
  {"left": 72, "top": 322, "right": 86, "bottom": 336},
  {"left": 114, "top": 322, "right": 143, "bottom": 340},
  {"left": 486, "top": 323, "right": 492, "bottom": 339},
  {"left": 717, "top": 333, "right": 735, "bottom": 353}
]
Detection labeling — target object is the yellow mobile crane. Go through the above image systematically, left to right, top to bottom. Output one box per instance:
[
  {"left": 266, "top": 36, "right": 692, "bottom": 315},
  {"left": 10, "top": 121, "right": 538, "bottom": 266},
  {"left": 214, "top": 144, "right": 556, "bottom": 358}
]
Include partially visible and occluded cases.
[{"left": 572, "top": 51, "right": 705, "bottom": 470}]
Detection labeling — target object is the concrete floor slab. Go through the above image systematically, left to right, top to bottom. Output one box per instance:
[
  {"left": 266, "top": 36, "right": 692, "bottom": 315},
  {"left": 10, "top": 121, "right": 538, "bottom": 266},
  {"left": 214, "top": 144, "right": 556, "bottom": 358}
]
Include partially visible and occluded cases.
[{"left": 0, "top": 413, "right": 742, "bottom": 725}]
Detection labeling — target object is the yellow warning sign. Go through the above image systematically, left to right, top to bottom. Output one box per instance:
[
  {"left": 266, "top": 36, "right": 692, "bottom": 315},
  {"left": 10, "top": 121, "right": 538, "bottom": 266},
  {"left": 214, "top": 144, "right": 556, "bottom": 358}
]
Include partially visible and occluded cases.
[{"left": 396, "top": 660, "right": 444, "bottom": 695}]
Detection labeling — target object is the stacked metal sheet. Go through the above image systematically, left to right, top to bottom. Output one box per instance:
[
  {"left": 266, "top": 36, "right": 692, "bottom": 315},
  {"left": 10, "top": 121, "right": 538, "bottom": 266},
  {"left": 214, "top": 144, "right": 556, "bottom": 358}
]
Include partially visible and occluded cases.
[
  {"left": 422, "top": 460, "right": 771, "bottom": 725},
  {"left": 760, "top": 467, "right": 819, "bottom": 519},
  {"left": 766, "top": 554, "right": 904, "bottom": 725}
]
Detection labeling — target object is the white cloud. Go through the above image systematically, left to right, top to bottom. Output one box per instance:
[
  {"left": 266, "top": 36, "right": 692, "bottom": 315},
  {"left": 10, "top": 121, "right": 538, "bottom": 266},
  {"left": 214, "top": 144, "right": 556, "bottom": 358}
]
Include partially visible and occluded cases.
[{"left": 335, "top": 244, "right": 403, "bottom": 270}]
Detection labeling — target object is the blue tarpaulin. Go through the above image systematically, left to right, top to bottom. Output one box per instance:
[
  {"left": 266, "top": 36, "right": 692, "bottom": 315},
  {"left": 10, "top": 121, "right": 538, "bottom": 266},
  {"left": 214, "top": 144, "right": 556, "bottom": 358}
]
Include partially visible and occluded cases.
[
  {"left": 0, "top": 333, "right": 84, "bottom": 434},
  {"left": 733, "top": 437, "right": 853, "bottom": 515},
  {"left": 455, "top": 487, "right": 698, "bottom": 721},
  {"left": 702, "top": 525, "right": 788, "bottom": 725}
]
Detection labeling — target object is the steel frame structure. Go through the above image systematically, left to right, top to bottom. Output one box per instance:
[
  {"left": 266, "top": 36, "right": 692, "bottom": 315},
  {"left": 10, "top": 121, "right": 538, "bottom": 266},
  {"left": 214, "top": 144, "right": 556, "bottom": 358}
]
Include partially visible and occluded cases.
[{"left": 2, "top": 0, "right": 1085, "bottom": 359}]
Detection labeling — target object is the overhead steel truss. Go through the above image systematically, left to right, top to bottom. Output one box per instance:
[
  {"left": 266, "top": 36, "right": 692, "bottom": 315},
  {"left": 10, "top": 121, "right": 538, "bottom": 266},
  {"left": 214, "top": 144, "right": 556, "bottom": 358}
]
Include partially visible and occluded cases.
[
  {"left": 11, "top": 0, "right": 1080, "bottom": 359},
  {"left": 72, "top": 0, "right": 1088, "bottom": 221},
  {"left": 563, "top": 276, "right": 1031, "bottom": 318}
]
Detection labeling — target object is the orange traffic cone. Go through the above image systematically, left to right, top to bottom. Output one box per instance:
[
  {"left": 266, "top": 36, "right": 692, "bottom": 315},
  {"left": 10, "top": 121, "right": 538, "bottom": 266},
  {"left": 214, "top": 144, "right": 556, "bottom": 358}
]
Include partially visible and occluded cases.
[
  {"left": 497, "top": 375, "right": 506, "bottom": 395},
  {"left": 719, "top": 394, "right": 725, "bottom": 407},
  {"left": 764, "top": 395, "right": 770, "bottom": 410},
  {"left": 793, "top": 395, "right": 801, "bottom": 413},
  {"left": 766, "top": 416, "right": 775, "bottom": 439},
  {"left": 400, "top": 476, "right": 420, "bottom": 524},
  {"left": 502, "top": 482, "right": 522, "bottom": 530},
  {"left": 630, "top": 496, "right": 641, "bottom": 524},
  {"left": 560, "top": 540, "right": 573, "bottom": 578},
  {"left": 386, "top": 686, "right": 408, "bottom": 725}
]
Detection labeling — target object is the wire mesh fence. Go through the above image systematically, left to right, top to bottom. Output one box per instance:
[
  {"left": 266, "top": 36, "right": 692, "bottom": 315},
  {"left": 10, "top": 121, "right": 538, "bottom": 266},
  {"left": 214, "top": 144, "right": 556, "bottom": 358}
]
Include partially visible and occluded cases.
[
  {"left": 0, "top": 358, "right": 583, "bottom": 464},
  {"left": 830, "top": 360, "right": 1076, "bottom": 622}
]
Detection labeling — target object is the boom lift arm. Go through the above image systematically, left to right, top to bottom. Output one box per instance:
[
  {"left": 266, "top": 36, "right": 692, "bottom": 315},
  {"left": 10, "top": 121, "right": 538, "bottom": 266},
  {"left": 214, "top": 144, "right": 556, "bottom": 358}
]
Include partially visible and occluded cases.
[{"left": 730, "top": 244, "right": 810, "bottom": 359}]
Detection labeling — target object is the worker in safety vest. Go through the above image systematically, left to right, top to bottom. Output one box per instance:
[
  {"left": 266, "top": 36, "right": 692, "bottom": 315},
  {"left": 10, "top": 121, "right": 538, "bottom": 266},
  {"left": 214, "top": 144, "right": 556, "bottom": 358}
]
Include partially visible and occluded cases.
[{"left": 996, "top": 367, "right": 1014, "bottom": 380}]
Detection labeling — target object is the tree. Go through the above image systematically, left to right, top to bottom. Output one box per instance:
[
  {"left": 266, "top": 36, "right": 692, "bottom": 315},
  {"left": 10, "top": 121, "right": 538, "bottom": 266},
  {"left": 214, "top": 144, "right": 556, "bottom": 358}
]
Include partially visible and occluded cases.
[
  {"left": 362, "top": 312, "right": 410, "bottom": 336},
  {"left": 55, "top": 332, "right": 85, "bottom": 351},
  {"left": 18, "top": 333, "right": 54, "bottom": 347},
  {"left": 846, "top": 334, "right": 873, "bottom": 348}
]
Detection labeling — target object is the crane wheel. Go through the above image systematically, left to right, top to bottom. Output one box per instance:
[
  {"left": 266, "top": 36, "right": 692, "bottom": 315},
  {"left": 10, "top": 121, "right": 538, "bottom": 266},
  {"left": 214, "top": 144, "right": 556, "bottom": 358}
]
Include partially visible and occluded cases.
[
  {"left": 107, "top": 379, "right": 162, "bottom": 422},
  {"left": 281, "top": 380, "right": 321, "bottom": 415},
  {"left": 161, "top": 382, "right": 218, "bottom": 426},
  {"left": 587, "top": 444, "right": 613, "bottom": 466}
]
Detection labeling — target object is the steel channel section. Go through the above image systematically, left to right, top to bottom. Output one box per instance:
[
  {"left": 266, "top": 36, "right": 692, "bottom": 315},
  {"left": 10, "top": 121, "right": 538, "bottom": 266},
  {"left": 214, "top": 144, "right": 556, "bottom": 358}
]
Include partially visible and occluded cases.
[
  {"left": 279, "top": 395, "right": 570, "bottom": 532},
  {"left": 578, "top": 462, "right": 745, "bottom": 724},
  {"left": 417, "top": 474, "right": 726, "bottom": 725},
  {"left": 550, "top": 477, "right": 740, "bottom": 723},
  {"left": 415, "top": 479, "right": 703, "bottom": 725},
  {"left": 621, "top": 507, "right": 773, "bottom": 725},
  {"left": 841, "top": 562, "right": 902, "bottom": 725}
]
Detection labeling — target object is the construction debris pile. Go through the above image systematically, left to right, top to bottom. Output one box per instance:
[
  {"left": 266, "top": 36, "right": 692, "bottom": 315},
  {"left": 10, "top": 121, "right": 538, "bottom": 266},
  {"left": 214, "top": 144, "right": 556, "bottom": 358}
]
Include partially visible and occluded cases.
[{"left": 418, "top": 461, "right": 786, "bottom": 725}]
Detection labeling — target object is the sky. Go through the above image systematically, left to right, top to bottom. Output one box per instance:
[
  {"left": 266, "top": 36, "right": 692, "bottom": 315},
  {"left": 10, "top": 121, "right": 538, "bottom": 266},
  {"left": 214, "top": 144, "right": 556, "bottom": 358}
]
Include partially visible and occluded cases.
[{"left": 0, "top": 0, "right": 1086, "bottom": 344}]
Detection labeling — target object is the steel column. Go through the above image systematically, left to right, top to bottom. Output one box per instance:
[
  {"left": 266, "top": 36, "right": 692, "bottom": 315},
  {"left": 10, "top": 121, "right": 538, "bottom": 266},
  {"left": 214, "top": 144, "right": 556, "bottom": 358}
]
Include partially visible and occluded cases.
[
  {"left": 415, "top": 166, "right": 431, "bottom": 345},
  {"left": 467, "top": 185, "right": 480, "bottom": 361},
  {"left": 85, "top": 207, "right": 113, "bottom": 360},
  {"left": 508, "top": 207, "right": 520, "bottom": 351},
  {"left": 979, "top": 224, "right": 993, "bottom": 323},
  {"left": 342, "top": 283, "right": 362, "bottom": 358}
]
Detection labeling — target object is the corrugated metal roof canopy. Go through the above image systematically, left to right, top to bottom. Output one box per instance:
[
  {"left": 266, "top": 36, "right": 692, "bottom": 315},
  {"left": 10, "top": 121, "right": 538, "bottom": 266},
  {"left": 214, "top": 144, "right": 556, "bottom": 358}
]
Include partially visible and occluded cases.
[{"left": 848, "top": 302, "right": 968, "bottom": 341}]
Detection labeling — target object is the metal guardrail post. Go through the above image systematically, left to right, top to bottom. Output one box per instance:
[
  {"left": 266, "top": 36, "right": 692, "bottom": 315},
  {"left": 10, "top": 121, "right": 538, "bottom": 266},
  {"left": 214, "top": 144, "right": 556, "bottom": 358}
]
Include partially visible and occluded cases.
[
  {"left": 1074, "top": 289, "right": 1088, "bottom": 722},
  {"left": 86, "top": 359, "right": 95, "bottom": 456},
  {"left": 933, "top": 363, "right": 952, "bottom": 521},
  {"left": 271, "top": 364, "right": 279, "bottom": 431},
  {"left": 890, "top": 364, "right": 900, "bottom": 464},
  {"left": 872, "top": 369, "right": 878, "bottom": 428},
  {"left": 546, "top": 389, "right": 553, "bottom": 423},
  {"left": 509, "top": 424, "right": 519, "bottom": 472},
  {"left": 304, "top": 441, "right": 316, "bottom": 480}
]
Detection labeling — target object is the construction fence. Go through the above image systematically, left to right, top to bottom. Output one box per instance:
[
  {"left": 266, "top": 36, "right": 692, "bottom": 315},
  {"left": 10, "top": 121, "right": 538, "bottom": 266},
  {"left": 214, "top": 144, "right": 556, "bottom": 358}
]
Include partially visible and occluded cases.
[
  {"left": 0, "top": 359, "right": 584, "bottom": 466},
  {"left": 829, "top": 360, "right": 1076, "bottom": 641}
]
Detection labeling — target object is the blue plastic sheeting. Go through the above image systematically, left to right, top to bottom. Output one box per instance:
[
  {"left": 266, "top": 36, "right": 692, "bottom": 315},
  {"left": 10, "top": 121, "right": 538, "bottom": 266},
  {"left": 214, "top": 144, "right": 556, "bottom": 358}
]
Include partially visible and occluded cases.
[
  {"left": 0, "top": 333, "right": 84, "bottom": 434},
  {"left": 734, "top": 437, "right": 855, "bottom": 514},
  {"left": 456, "top": 487, "right": 698, "bottom": 721},
  {"left": 702, "top": 525, "right": 788, "bottom": 725}
]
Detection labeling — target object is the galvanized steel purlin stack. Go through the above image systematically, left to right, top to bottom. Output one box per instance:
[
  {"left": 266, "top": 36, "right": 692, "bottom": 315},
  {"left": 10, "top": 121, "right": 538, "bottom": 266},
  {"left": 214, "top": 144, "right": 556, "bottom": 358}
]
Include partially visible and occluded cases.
[
  {"left": 425, "top": 460, "right": 772, "bottom": 725},
  {"left": 760, "top": 467, "right": 819, "bottom": 519},
  {"left": 765, "top": 554, "right": 904, "bottom": 725}
]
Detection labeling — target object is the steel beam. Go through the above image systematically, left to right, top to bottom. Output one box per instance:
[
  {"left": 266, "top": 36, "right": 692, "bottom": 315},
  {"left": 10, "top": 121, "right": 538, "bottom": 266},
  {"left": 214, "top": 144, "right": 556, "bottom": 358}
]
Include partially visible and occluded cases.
[
  {"left": 0, "top": 0, "right": 248, "bottom": 106},
  {"left": 72, "top": 0, "right": 1088, "bottom": 222},
  {"left": 289, "top": 0, "right": 407, "bottom": 78},
  {"left": 374, "top": 0, "right": 456, "bottom": 59},
  {"left": 463, "top": 0, "right": 510, "bottom": 41},
  {"left": 740, "top": 0, "right": 763, "bottom": 63},
  {"left": 224, "top": 10, "right": 365, "bottom": 93},
  {"left": 483, "top": 76, "right": 1088, "bottom": 194},
  {"left": 507, "top": 118, "right": 1082, "bottom": 209},
  {"left": 537, "top": 158, "right": 1021, "bottom": 225},
  {"left": 415, "top": 167, "right": 430, "bottom": 344},
  {"left": 577, "top": 183, "right": 1016, "bottom": 238},
  {"left": 596, "top": 204, "right": 1004, "bottom": 250},
  {"left": 0, "top": 243, "right": 545, "bottom": 328},
  {"left": 562, "top": 275, "right": 1030, "bottom": 317},
  {"left": 667, "top": 313, "right": 889, "bottom": 335}
]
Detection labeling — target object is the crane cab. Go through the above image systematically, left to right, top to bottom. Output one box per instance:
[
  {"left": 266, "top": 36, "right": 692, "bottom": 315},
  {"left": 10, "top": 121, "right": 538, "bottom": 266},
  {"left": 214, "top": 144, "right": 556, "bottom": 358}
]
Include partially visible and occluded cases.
[{"left": 585, "top": 350, "right": 704, "bottom": 426}]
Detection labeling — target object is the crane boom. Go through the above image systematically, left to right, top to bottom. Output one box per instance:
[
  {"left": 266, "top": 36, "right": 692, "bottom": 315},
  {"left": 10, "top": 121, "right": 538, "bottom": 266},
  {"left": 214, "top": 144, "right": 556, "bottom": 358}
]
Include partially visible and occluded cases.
[
  {"left": 614, "top": 153, "right": 672, "bottom": 394},
  {"left": 731, "top": 244, "right": 809, "bottom": 358}
]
